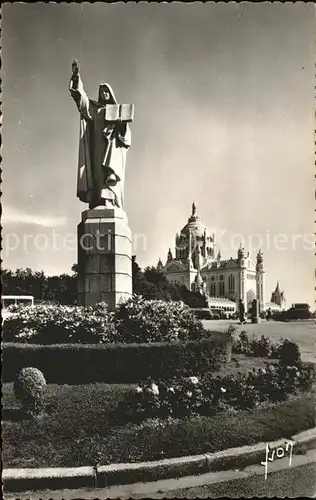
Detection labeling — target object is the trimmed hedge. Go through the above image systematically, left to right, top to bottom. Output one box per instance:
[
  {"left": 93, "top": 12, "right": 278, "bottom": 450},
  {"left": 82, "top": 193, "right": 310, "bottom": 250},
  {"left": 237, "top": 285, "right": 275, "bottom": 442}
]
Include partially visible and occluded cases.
[{"left": 2, "top": 337, "right": 230, "bottom": 384}]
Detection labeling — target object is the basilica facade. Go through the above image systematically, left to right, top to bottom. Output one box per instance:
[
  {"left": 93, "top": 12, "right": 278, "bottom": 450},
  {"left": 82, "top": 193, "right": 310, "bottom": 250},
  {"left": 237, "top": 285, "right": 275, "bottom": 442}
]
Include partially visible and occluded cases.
[{"left": 158, "top": 203, "right": 265, "bottom": 313}]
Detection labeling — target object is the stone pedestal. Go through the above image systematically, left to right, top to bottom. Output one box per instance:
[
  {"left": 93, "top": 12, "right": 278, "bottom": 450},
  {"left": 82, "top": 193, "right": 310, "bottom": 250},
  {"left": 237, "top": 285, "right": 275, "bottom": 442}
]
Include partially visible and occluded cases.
[{"left": 77, "top": 207, "right": 132, "bottom": 310}]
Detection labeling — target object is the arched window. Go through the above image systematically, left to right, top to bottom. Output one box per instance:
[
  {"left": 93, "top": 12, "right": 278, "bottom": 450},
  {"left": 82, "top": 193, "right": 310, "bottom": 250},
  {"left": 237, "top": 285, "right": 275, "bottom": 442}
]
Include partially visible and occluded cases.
[
  {"left": 228, "top": 274, "right": 235, "bottom": 294},
  {"left": 218, "top": 275, "right": 225, "bottom": 297},
  {"left": 210, "top": 278, "right": 216, "bottom": 296}
]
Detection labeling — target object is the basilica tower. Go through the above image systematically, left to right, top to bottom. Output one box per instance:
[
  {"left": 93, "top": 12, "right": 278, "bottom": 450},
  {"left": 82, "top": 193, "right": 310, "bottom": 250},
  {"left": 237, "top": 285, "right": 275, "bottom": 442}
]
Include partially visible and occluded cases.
[{"left": 256, "top": 249, "right": 265, "bottom": 312}]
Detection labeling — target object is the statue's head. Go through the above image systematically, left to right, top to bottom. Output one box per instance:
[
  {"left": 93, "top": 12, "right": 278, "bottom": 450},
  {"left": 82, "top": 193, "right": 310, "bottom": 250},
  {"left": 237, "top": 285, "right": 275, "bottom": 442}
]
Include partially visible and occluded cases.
[{"left": 98, "top": 83, "right": 117, "bottom": 105}]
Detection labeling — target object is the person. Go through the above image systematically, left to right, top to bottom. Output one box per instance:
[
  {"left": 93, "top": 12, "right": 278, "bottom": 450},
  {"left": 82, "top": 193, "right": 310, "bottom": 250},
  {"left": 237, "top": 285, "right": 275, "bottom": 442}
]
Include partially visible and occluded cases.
[
  {"left": 69, "top": 60, "right": 131, "bottom": 209},
  {"left": 239, "top": 299, "right": 246, "bottom": 324},
  {"left": 266, "top": 307, "right": 272, "bottom": 321}
]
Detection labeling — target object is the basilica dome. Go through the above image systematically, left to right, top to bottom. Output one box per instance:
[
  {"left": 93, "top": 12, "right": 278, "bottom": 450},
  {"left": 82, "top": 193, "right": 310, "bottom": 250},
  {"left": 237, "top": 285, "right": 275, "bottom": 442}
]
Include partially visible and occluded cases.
[
  {"left": 175, "top": 202, "right": 215, "bottom": 265},
  {"left": 179, "top": 202, "right": 208, "bottom": 240}
]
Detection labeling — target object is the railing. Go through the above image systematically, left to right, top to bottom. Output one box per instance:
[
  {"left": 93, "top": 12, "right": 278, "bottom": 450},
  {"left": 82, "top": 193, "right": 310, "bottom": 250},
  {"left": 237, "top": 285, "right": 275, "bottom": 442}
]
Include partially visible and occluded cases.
[{"left": 1, "top": 295, "right": 34, "bottom": 309}]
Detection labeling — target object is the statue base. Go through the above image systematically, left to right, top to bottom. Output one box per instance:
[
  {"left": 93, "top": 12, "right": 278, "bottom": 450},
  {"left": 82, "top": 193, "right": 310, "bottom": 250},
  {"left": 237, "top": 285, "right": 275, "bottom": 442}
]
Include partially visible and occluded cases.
[{"left": 77, "top": 207, "right": 132, "bottom": 310}]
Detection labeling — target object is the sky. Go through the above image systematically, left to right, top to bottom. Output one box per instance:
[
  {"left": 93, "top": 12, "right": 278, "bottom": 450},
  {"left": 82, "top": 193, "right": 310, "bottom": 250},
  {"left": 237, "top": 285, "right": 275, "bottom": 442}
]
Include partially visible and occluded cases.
[{"left": 2, "top": 2, "right": 315, "bottom": 307}]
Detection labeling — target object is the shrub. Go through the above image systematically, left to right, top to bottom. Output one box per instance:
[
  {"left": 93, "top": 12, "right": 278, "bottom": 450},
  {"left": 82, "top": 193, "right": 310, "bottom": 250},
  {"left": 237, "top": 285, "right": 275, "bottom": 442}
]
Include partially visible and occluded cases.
[
  {"left": 114, "top": 295, "right": 206, "bottom": 343},
  {"left": 3, "top": 297, "right": 208, "bottom": 345},
  {"left": 3, "top": 303, "right": 117, "bottom": 344},
  {"left": 232, "top": 330, "right": 251, "bottom": 355},
  {"left": 232, "top": 331, "right": 301, "bottom": 364},
  {"left": 250, "top": 335, "right": 273, "bottom": 358},
  {"left": 3, "top": 339, "right": 226, "bottom": 384},
  {"left": 277, "top": 339, "right": 301, "bottom": 366},
  {"left": 122, "top": 362, "right": 315, "bottom": 422},
  {"left": 14, "top": 367, "right": 46, "bottom": 416},
  {"left": 119, "top": 376, "right": 209, "bottom": 423}
]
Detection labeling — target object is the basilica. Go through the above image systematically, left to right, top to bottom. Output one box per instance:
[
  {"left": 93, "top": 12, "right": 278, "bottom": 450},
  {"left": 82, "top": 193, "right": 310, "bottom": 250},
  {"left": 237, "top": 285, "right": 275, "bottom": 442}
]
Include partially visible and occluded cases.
[{"left": 158, "top": 203, "right": 265, "bottom": 313}]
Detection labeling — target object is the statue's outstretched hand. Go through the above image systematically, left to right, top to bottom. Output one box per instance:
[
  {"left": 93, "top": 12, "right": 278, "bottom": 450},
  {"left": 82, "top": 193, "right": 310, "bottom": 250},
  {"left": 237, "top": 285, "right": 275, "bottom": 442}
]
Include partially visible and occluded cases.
[
  {"left": 72, "top": 59, "right": 80, "bottom": 76},
  {"left": 70, "top": 60, "right": 80, "bottom": 92}
]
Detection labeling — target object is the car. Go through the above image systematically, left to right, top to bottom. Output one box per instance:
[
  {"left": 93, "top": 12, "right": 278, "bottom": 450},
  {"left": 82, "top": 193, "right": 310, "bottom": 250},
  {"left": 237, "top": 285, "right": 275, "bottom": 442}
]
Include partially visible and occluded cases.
[
  {"left": 191, "top": 308, "right": 214, "bottom": 319},
  {"left": 274, "top": 308, "right": 312, "bottom": 321},
  {"left": 285, "top": 308, "right": 312, "bottom": 320},
  {"left": 210, "top": 309, "right": 227, "bottom": 319}
]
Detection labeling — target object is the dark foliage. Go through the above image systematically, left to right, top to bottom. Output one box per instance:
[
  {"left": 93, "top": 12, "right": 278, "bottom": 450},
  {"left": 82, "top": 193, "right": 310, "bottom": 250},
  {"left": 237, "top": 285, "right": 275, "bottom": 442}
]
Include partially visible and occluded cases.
[{"left": 2, "top": 339, "right": 227, "bottom": 384}]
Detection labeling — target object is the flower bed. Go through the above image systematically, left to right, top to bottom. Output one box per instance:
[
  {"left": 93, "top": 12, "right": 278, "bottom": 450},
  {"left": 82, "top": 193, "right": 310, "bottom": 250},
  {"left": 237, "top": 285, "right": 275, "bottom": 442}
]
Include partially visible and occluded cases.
[
  {"left": 119, "top": 362, "right": 315, "bottom": 422},
  {"left": 2, "top": 381, "right": 315, "bottom": 468}
]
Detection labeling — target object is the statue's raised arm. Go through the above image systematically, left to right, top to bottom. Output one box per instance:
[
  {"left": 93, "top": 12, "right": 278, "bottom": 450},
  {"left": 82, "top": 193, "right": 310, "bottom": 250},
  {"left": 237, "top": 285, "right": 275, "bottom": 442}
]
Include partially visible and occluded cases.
[
  {"left": 69, "top": 59, "right": 91, "bottom": 118},
  {"left": 70, "top": 59, "right": 80, "bottom": 91}
]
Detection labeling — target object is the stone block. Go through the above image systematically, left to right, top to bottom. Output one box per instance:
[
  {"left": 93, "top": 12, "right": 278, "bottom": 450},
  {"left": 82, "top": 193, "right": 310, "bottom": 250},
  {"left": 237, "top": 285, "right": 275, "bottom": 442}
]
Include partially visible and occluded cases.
[
  {"left": 82, "top": 207, "right": 127, "bottom": 222},
  {"left": 99, "top": 219, "right": 132, "bottom": 240},
  {"left": 96, "top": 234, "right": 112, "bottom": 254},
  {"left": 114, "top": 235, "right": 132, "bottom": 256},
  {"left": 99, "top": 254, "right": 115, "bottom": 273},
  {"left": 114, "top": 254, "right": 132, "bottom": 276},
  {"left": 85, "top": 255, "right": 100, "bottom": 274},
  {"left": 114, "top": 273, "right": 133, "bottom": 294},
  {"left": 78, "top": 275, "right": 90, "bottom": 293},
  {"left": 89, "top": 275, "right": 100, "bottom": 294},
  {"left": 99, "top": 275, "right": 112, "bottom": 292},
  {"left": 85, "top": 292, "right": 103, "bottom": 306},
  {"left": 99, "top": 292, "right": 116, "bottom": 310},
  {"left": 77, "top": 293, "right": 85, "bottom": 306}
]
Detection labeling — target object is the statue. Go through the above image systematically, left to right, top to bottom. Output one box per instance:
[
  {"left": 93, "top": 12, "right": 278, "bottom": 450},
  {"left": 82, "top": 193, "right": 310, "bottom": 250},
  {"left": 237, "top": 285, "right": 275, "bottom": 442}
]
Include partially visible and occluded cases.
[{"left": 69, "top": 60, "right": 133, "bottom": 210}]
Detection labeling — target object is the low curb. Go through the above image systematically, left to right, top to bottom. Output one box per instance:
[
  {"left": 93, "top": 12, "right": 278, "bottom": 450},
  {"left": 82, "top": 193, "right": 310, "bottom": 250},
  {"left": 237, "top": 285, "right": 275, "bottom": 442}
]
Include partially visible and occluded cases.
[{"left": 3, "top": 427, "right": 316, "bottom": 492}]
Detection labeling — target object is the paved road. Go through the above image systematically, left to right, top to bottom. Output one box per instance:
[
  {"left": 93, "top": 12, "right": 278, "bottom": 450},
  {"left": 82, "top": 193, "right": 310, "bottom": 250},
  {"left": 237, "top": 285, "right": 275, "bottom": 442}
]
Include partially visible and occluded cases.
[
  {"left": 202, "top": 319, "right": 315, "bottom": 364},
  {"left": 5, "top": 449, "right": 315, "bottom": 499},
  {"left": 157, "top": 462, "right": 316, "bottom": 498}
]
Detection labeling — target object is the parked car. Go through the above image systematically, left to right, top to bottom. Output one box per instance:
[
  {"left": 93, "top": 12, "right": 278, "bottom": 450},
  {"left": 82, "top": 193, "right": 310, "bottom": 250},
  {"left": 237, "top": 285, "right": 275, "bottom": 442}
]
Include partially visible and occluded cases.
[
  {"left": 274, "top": 307, "right": 312, "bottom": 321},
  {"left": 191, "top": 308, "right": 214, "bottom": 319},
  {"left": 210, "top": 309, "right": 229, "bottom": 320}
]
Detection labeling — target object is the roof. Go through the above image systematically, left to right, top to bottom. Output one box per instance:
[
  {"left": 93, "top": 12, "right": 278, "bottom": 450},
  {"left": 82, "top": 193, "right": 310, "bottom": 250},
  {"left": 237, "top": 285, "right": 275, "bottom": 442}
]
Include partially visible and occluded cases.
[
  {"left": 179, "top": 203, "right": 213, "bottom": 241},
  {"left": 201, "top": 258, "right": 239, "bottom": 271},
  {"left": 208, "top": 297, "right": 237, "bottom": 306}
]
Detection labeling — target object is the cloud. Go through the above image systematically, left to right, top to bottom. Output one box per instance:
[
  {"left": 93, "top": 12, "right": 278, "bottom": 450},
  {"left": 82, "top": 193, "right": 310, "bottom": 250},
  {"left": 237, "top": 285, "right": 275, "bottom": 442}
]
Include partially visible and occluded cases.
[{"left": 3, "top": 206, "right": 67, "bottom": 228}]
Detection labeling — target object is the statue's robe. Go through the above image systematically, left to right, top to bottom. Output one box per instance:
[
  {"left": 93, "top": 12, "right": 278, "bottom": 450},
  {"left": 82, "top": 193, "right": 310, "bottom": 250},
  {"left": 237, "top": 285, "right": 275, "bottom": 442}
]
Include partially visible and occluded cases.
[{"left": 70, "top": 78, "right": 131, "bottom": 208}]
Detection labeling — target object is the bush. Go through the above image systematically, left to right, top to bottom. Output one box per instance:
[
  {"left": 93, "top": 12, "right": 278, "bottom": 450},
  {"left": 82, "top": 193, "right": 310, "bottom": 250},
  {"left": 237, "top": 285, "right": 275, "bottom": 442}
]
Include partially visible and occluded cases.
[
  {"left": 114, "top": 295, "right": 206, "bottom": 343},
  {"left": 3, "top": 297, "right": 208, "bottom": 345},
  {"left": 3, "top": 303, "right": 117, "bottom": 344},
  {"left": 232, "top": 331, "right": 301, "bottom": 363},
  {"left": 3, "top": 339, "right": 227, "bottom": 384},
  {"left": 277, "top": 339, "right": 301, "bottom": 366},
  {"left": 121, "top": 362, "right": 315, "bottom": 422},
  {"left": 14, "top": 367, "right": 46, "bottom": 416},
  {"left": 119, "top": 376, "right": 209, "bottom": 423}
]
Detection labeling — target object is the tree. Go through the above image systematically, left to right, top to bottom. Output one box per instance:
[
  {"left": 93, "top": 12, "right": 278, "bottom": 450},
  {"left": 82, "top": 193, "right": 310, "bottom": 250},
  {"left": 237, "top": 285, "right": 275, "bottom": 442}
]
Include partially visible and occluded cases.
[
  {"left": 132, "top": 258, "right": 207, "bottom": 306},
  {"left": 3, "top": 259, "right": 208, "bottom": 308},
  {"left": 71, "top": 263, "right": 79, "bottom": 274},
  {"left": 2, "top": 267, "right": 77, "bottom": 305},
  {"left": 2, "top": 268, "right": 47, "bottom": 299}
]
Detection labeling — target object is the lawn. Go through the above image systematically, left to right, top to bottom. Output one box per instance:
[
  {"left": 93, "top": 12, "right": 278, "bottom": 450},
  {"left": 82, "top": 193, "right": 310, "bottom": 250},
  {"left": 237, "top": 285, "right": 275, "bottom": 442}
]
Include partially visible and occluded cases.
[
  {"left": 203, "top": 319, "right": 315, "bottom": 364},
  {"left": 219, "top": 354, "right": 277, "bottom": 376},
  {"left": 3, "top": 373, "right": 315, "bottom": 469}
]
